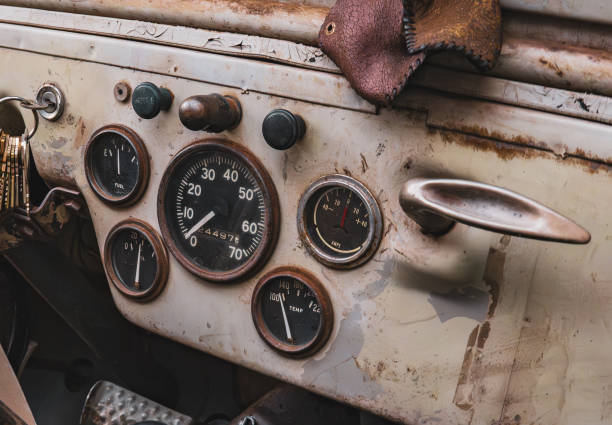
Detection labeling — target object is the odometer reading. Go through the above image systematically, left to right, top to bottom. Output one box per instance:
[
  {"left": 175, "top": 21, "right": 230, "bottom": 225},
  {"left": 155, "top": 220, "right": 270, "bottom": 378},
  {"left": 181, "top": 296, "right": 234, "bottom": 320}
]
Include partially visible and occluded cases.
[
  {"left": 158, "top": 140, "right": 279, "bottom": 282},
  {"left": 252, "top": 267, "right": 333, "bottom": 356}
]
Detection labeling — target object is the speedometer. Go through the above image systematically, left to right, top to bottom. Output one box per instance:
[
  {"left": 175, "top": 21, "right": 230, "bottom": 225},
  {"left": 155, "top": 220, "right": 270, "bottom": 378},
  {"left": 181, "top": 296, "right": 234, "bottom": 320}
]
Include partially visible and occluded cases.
[{"left": 158, "top": 139, "right": 280, "bottom": 282}]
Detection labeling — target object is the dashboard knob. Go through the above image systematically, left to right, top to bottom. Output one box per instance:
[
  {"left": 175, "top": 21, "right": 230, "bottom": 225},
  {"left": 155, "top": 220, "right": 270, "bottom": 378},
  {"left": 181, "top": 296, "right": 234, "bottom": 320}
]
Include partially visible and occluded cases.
[
  {"left": 131, "top": 82, "right": 173, "bottom": 119},
  {"left": 178, "top": 94, "right": 242, "bottom": 132},
  {"left": 262, "top": 109, "right": 306, "bottom": 150}
]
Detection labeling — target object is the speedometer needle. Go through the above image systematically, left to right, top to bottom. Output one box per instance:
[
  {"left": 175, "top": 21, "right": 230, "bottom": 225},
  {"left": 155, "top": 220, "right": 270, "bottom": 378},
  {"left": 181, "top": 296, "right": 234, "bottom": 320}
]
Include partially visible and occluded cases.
[
  {"left": 117, "top": 147, "right": 120, "bottom": 175},
  {"left": 184, "top": 210, "right": 216, "bottom": 239},
  {"left": 134, "top": 242, "right": 142, "bottom": 289},
  {"left": 279, "top": 293, "right": 293, "bottom": 343}
]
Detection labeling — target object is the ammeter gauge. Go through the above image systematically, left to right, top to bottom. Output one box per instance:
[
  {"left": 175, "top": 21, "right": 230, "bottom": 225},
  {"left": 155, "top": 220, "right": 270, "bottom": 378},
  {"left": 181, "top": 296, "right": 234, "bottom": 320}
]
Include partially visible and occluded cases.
[
  {"left": 85, "top": 125, "right": 149, "bottom": 205},
  {"left": 158, "top": 139, "right": 279, "bottom": 282},
  {"left": 298, "top": 175, "right": 383, "bottom": 268},
  {"left": 103, "top": 219, "right": 168, "bottom": 300},
  {"left": 251, "top": 267, "right": 333, "bottom": 356}
]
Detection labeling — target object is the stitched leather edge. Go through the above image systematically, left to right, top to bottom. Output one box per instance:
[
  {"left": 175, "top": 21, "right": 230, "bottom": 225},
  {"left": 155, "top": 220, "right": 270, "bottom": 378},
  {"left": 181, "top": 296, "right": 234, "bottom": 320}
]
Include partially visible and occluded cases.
[
  {"left": 401, "top": 0, "right": 498, "bottom": 70},
  {"left": 385, "top": 55, "right": 423, "bottom": 105}
]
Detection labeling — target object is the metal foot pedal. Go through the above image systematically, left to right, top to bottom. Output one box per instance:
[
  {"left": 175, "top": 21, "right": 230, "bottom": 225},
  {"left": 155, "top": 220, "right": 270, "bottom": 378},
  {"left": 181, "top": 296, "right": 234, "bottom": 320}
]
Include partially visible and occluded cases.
[{"left": 79, "top": 381, "right": 192, "bottom": 425}]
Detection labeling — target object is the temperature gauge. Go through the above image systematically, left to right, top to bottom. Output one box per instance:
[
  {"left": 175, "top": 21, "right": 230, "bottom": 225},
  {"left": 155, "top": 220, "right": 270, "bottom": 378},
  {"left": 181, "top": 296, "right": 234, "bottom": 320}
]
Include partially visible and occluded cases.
[
  {"left": 85, "top": 125, "right": 149, "bottom": 205},
  {"left": 298, "top": 175, "right": 383, "bottom": 268},
  {"left": 104, "top": 219, "right": 168, "bottom": 300},
  {"left": 252, "top": 267, "right": 333, "bottom": 356}
]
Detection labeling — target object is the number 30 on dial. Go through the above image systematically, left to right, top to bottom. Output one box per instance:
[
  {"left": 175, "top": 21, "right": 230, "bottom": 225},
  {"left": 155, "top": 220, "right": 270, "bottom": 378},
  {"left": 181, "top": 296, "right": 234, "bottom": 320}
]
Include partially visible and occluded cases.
[{"left": 158, "top": 139, "right": 280, "bottom": 282}]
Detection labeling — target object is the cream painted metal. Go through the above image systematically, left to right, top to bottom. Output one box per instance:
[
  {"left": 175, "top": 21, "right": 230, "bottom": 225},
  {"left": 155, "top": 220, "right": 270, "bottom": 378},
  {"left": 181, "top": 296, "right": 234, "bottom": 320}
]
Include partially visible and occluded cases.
[
  {"left": 2, "top": 0, "right": 611, "bottom": 45},
  {"left": 2, "top": 7, "right": 612, "bottom": 124},
  {"left": 0, "top": 22, "right": 610, "bottom": 424},
  {"left": 0, "top": 23, "right": 374, "bottom": 114},
  {"left": 1, "top": 23, "right": 612, "bottom": 164},
  {"left": 0, "top": 347, "right": 36, "bottom": 425}
]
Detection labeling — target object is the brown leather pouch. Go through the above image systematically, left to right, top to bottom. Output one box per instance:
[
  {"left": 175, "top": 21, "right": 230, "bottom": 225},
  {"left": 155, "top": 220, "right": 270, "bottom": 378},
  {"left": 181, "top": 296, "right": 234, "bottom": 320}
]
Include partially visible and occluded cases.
[
  {"left": 319, "top": 0, "right": 502, "bottom": 106},
  {"left": 403, "top": 0, "right": 502, "bottom": 69}
]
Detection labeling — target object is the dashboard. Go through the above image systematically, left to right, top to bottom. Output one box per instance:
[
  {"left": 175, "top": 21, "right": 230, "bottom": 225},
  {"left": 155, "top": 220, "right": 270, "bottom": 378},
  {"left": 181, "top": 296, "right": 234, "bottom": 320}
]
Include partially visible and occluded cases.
[{"left": 1, "top": 12, "right": 610, "bottom": 425}]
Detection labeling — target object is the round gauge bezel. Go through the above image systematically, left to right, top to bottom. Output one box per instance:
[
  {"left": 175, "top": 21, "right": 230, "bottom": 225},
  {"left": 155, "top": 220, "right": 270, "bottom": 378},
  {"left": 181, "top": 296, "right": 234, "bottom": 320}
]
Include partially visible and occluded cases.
[
  {"left": 84, "top": 124, "right": 150, "bottom": 206},
  {"left": 157, "top": 138, "right": 280, "bottom": 283},
  {"left": 297, "top": 174, "right": 383, "bottom": 269},
  {"left": 103, "top": 219, "right": 169, "bottom": 301},
  {"left": 251, "top": 267, "right": 333, "bottom": 357}
]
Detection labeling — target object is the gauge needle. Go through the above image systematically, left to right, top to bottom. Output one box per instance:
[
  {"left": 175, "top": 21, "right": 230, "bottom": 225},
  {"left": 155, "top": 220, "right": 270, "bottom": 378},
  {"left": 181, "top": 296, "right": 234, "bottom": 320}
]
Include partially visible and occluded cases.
[
  {"left": 117, "top": 147, "right": 121, "bottom": 175},
  {"left": 340, "top": 205, "right": 349, "bottom": 228},
  {"left": 184, "top": 211, "right": 216, "bottom": 239},
  {"left": 134, "top": 242, "right": 142, "bottom": 289},
  {"left": 279, "top": 293, "right": 293, "bottom": 343}
]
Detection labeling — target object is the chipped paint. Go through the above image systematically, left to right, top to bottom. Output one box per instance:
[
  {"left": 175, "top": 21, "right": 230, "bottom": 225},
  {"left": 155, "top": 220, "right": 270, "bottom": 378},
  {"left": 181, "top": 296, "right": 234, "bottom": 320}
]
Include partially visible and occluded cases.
[
  {"left": 1, "top": 18, "right": 610, "bottom": 425},
  {"left": 428, "top": 287, "right": 490, "bottom": 324}
]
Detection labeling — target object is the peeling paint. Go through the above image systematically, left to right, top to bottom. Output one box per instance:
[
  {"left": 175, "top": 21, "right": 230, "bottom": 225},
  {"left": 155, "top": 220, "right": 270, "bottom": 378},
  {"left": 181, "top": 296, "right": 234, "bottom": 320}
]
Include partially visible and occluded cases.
[
  {"left": 428, "top": 287, "right": 489, "bottom": 324},
  {"left": 302, "top": 306, "right": 384, "bottom": 399}
]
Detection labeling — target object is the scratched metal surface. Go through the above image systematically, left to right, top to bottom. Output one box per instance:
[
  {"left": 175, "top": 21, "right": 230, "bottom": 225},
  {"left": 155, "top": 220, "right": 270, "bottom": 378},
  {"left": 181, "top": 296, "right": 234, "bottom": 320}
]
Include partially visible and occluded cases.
[
  {"left": 2, "top": 0, "right": 612, "bottom": 44},
  {"left": 2, "top": 6, "right": 612, "bottom": 114},
  {"left": 0, "top": 26, "right": 611, "bottom": 425}
]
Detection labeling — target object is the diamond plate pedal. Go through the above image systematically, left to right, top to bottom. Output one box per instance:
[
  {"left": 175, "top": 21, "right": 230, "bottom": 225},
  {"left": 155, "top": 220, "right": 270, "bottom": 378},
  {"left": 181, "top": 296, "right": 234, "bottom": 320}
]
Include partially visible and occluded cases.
[{"left": 80, "top": 381, "right": 192, "bottom": 425}]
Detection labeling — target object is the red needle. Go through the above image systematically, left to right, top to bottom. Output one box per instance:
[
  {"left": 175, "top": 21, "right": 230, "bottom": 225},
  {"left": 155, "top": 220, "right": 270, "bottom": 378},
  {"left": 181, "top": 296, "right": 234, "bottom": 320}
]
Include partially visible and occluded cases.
[{"left": 340, "top": 205, "right": 349, "bottom": 228}]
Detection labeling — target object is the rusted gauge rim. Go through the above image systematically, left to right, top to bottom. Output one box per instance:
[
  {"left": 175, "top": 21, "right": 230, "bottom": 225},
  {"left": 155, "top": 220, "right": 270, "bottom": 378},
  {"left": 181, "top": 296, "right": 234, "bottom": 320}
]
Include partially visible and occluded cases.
[
  {"left": 84, "top": 124, "right": 149, "bottom": 206},
  {"left": 157, "top": 138, "right": 280, "bottom": 283},
  {"left": 297, "top": 174, "right": 383, "bottom": 269},
  {"left": 103, "top": 219, "right": 169, "bottom": 301},
  {"left": 251, "top": 267, "right": 333, "bottom": 357}
]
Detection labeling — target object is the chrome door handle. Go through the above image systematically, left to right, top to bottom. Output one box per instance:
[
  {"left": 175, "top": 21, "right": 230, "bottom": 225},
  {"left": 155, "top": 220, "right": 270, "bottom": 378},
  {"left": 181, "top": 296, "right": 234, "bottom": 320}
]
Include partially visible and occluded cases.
[{"left": 399, "top": 178, "right": 591, "bottom": 244}]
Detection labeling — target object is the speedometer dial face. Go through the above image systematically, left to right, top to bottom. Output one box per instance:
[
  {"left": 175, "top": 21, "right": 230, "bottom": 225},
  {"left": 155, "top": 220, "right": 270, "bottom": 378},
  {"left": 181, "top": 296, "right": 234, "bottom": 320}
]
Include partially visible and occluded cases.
[{"left": 158, "top": 139, "right": 280, "bottom": 282}]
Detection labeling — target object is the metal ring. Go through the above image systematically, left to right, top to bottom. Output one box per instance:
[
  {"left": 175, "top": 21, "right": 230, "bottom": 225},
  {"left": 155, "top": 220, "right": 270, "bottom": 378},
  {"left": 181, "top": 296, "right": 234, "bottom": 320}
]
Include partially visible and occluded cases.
[
  {"left": 0, "top": 96, "right": 39, "bottom": 140},
  {"left": 20, "top": 99, "right": 51, "bottom": 111}
]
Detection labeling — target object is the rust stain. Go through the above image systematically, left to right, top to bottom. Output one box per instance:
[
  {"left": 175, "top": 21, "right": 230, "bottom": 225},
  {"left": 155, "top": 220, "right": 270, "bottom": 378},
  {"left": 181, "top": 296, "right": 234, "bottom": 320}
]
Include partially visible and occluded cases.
[
  {"left": 538, "top": 57, "right": 564, "bottom": 78},
  {"left": 436, "top": 128, "right": 612, "bottom": 174},
  {"left": 360, "top": 153, "right": 369, "bottom": 173},
  {"left": 453, "top": 245, "right": 506, "bottom": 412},
  {"left": 483, "top": 247, "right": 505, "bottom": 317},
  {"left": 476, "top": 321, "right": 491, "bottom": 350}
]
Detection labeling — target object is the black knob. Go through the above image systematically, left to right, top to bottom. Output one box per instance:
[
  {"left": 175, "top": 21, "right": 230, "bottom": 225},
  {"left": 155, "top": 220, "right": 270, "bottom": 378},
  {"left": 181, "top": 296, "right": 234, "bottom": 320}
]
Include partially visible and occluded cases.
[
  {"left": 132, "top": 82, "right": 173, "bottom": 119},
  {"left": 179, "top": 94, "right": 242, "bottom": 133},
  {"left": 262, "top": 109, "right": 306, "bottom": 150}
]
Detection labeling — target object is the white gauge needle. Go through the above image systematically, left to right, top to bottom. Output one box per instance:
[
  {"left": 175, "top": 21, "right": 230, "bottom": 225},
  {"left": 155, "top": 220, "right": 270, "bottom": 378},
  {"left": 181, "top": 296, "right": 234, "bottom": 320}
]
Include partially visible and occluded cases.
[
  {"left": 117, "top": 147, "right": 121, "bottom": 175},
  {"left": 184, "top": 211, "right": 215, "bottom": 239},
  {"left": 134, "top": 242, "right": 142, "bottom": 288},
  {"left": 279, "top": 294, "right": 293, "bottom": 343}
]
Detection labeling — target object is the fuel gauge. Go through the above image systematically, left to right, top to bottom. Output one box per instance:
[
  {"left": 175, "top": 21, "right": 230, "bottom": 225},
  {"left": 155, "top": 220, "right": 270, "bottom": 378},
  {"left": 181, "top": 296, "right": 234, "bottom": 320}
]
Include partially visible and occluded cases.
[
  {"left": 85, "top": 125, "right": 149, "bottom": 205},
  {"left": 104, "top": 219, "right": 168, "bottom": 300}
]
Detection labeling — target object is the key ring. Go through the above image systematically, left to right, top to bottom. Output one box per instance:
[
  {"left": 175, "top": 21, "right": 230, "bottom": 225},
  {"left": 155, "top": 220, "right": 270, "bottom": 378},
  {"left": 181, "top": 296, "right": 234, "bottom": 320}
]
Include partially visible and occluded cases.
[
  {"left": 0, "top": 96, "right": 40, "bottom": 141},
  {"left": 20, "top": 99, "right": 52, "bottom": 111}
]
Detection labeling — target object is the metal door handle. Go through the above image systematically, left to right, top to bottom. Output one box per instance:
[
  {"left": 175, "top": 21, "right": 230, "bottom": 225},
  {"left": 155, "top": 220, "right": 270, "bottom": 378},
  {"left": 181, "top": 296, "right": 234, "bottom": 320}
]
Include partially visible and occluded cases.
[{"left": 399, "top": 178, "right": 590, "bottom": 244}]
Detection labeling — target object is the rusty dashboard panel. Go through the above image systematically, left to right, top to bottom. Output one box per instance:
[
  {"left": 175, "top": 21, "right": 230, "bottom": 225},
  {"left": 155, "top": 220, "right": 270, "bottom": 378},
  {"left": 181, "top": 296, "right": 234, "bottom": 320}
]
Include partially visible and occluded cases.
[{"left": 1, "top": 20, "right": 611, "bottom": 425}]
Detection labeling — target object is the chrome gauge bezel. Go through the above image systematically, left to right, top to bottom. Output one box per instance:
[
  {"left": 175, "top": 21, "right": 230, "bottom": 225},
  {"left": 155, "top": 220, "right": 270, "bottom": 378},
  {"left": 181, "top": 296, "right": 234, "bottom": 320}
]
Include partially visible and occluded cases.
[{"left": 297, "top": 174, "right": 383, "bottom": 269}]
